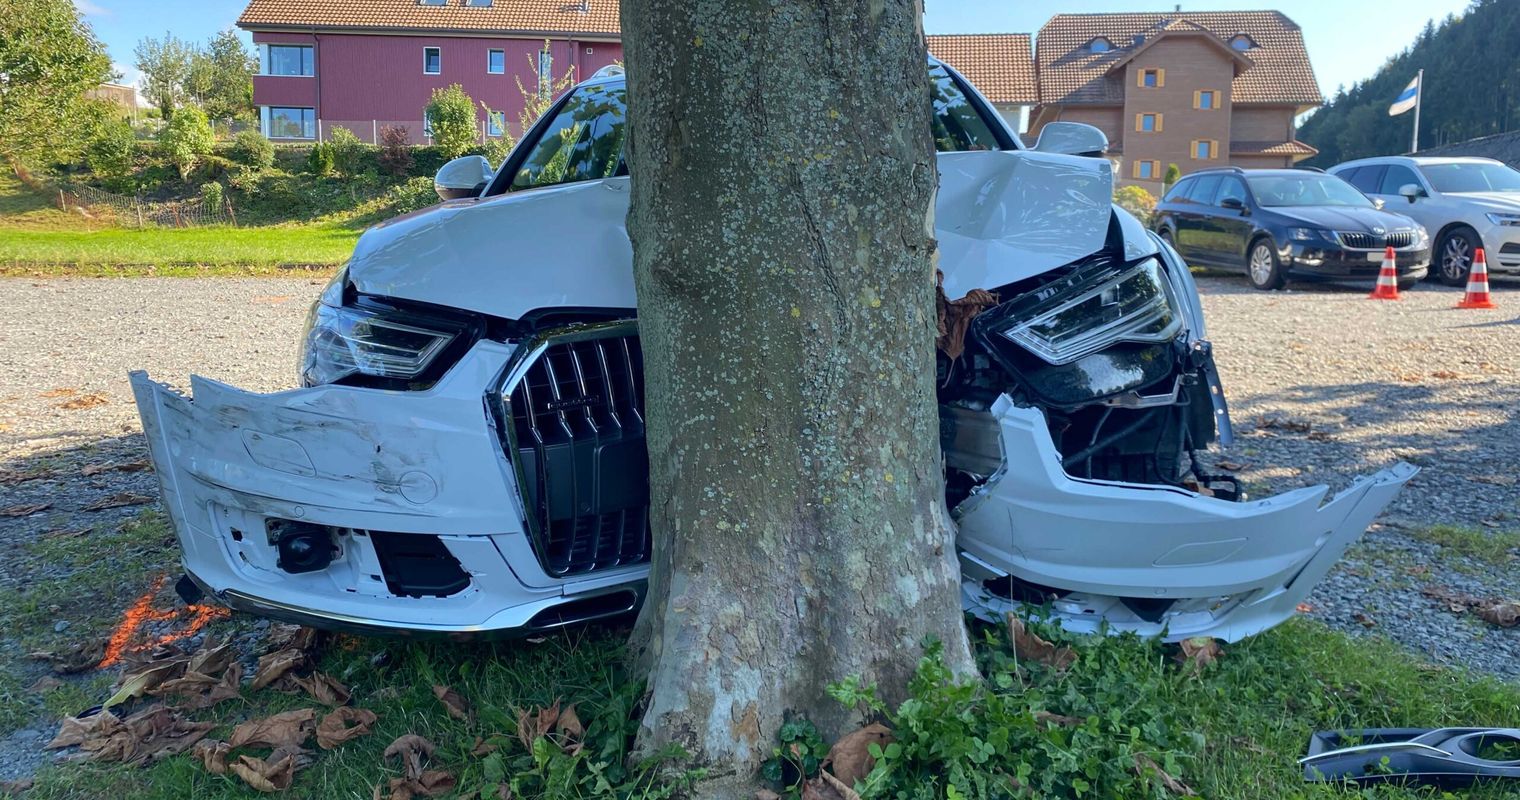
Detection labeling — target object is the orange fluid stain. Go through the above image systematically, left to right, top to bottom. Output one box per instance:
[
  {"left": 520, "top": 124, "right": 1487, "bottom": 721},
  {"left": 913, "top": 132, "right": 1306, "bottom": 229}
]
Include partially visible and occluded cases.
[{"left": 96, "top": 575, "right": 232, "bottom": 668}]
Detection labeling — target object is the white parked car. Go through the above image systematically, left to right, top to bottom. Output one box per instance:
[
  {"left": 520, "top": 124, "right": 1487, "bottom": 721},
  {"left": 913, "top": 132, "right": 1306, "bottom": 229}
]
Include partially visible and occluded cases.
[
  {"left": 129, "top": 61, "right": 1413, "bottom": 644},
  {"left": 1330, "top": 156, "right": 1520, "bottom": 284}
]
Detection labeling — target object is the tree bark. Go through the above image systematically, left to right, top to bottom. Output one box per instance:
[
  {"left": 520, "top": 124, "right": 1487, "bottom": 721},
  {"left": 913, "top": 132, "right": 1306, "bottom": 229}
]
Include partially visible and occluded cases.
[{"left": 621, "top": 0, "right": 974, "bottom": 794}]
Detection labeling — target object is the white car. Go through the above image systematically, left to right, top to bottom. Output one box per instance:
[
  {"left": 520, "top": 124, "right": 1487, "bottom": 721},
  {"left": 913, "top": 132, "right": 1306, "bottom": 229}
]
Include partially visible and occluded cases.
[
  {"left": 129, "top": 62, "right": 1413, "bottom": 643},
  {"left": 1330, "top": 156, "right": 1520, "bottom": 285}
]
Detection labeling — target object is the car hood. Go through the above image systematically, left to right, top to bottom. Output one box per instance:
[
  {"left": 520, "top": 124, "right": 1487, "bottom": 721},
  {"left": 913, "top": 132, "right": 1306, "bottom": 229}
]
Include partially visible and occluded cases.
[
  {"left": 345, "top": 149, "right": 1114, "bottom": 320},
  {"left": 1445, "top": 191, "right": 1520, "bottom": 212},
  {"left": 1269, "top": 205, "right": 1421, "bottom": 232}
]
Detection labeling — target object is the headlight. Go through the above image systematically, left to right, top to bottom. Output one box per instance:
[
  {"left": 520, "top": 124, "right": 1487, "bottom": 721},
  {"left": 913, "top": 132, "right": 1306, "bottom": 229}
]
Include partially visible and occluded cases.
[
  {"left": 1484, "top": 212, "right": 1520, "bottom": 227},
  {"left": 1288, "top": 227, "right": 1327, "bottom": 241},
  {"left": 998, "top": 257, "right": 1182, "bottom": 365},
  {"left": 298, "top": 272, "right": 460, "bottom": 387}
]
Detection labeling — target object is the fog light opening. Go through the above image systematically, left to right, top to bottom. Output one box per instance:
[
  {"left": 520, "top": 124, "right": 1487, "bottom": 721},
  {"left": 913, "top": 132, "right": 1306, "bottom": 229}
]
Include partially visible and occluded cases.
[{"left": 269, "top": 520, "right": 338, "bottom": 574}]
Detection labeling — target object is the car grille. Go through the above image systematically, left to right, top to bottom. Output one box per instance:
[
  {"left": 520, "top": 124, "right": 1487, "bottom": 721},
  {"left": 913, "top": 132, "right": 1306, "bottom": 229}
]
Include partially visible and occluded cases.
[
  {"left": 1337, "top": 231, "right": 1417, "bottom": 250},
  {"left": 498, "top": 323, "right": 650, "bottom": 578}
]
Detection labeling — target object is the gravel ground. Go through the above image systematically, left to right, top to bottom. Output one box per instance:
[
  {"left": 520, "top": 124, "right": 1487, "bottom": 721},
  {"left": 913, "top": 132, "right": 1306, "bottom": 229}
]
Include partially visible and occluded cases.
[{"left": 0, "top": 273, "right": 1515, "bottom": 695}]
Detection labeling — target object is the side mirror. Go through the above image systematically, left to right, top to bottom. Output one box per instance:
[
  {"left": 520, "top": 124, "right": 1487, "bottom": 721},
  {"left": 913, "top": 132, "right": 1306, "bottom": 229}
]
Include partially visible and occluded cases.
[
  {"left": 1032, "top": 122, "right": 1109, "bottom": 158},
  {"left": 435, "top": 155, "right": 493, "bottom": 201},
  {"left": 1399, "top": 183, "right": 1427, "bottom": 203},
  {"left": 1219, "top": 197, "right": 1245, "bottom": 211}
]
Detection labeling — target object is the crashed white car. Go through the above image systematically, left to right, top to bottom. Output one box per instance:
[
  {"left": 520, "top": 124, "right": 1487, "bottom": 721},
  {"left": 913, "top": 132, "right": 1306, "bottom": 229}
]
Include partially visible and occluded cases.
[{"left": 131, "top": 61, "right": 1414, "bottom": 642}]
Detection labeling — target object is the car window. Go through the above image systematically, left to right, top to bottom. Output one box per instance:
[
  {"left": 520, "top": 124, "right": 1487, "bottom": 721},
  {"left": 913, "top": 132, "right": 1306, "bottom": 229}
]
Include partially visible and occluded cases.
[
  {"left": 929, "top": 65, "right": 1002, "bottom": 152},
  {"left": 509, "top": 82, "right": 628, "bottom": 192},
  {"left": 1420, "top": 161, "right": 1520, "bottom": 193},
  {"left": 1378, "top": 164, "right": 1421, "bottom": 195},
  {"left": 1341, "top": 165, "right": 1385, "bottom": 194},
  {"left": 1245, "top": 174, "right": 1373, "bottom": 207},
  {"left": 1186, "top": 175, "right": 1222, "bottom": 205},
  {"left": 1215, "top": 177, "right": 1247, "bottom": 206},
  {"left": 1162, "top": 179, "right": 1192, "bottom": 203}
]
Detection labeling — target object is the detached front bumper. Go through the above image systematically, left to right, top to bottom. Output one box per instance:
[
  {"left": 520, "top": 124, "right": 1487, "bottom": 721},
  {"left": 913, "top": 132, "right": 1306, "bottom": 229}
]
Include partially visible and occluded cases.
[
  {"left": 1286, "top": 243, "right": 1430, "bottom": 281},
  {"left": 128, "top": 343, "right": 644, "bottom": 637},
  {"left": 958, "top": 397, "right": 1416, "bottom": 642}
]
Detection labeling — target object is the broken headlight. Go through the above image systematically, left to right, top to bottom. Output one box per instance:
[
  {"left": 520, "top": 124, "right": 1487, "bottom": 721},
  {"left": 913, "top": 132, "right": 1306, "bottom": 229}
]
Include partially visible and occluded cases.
[
  {"left": 998, "top": 257, "right": 1181, "bottom": 365},
  {"left": 299, "top": 273, "right": 461, "bottom": 387}
]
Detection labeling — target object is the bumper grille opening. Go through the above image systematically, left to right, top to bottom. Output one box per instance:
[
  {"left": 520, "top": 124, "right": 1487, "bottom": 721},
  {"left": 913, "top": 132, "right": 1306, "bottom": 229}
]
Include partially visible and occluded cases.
[
  {"left": 1338, "top": 231, "right": 1416, "bottom": 250},
  {"left": 502, "top": 325, "right": 652, "bottom": 578},
  {"left": 369, "top": 532, "right": 471, "bottom": 598},
  {"left": 526, "top": 589, "right": 641, "bottom": 629}
]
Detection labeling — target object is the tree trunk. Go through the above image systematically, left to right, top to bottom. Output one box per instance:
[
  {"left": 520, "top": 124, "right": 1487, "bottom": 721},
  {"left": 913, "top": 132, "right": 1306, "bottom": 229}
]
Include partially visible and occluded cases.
[{"left": 621, "top": 1, "right": 974, "bottom": 793}]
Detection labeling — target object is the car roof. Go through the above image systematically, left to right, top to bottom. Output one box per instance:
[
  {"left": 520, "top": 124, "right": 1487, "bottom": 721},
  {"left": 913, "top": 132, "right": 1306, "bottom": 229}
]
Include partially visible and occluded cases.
[
  {"left": 1332, "top": 155, "right": 1506, "bottom": 171},
  {"left": 1177, "top": 168, "right": 1331, "bottom": 180}
]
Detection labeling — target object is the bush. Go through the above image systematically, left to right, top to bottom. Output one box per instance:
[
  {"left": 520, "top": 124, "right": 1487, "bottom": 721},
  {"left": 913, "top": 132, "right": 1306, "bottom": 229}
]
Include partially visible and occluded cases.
[
  {"left": 425, "top": 84, "right": 478, "bottom": 159},
  {"left": 159, "top": 105, "right": 216, "bottom": 181},
  {"left": 85, "top": 118, "right": 139, "bottom": 184},
  {"left": 378, "top": 125, "right": 414, "bottom": 176},
  {"left": 327, "top": 126, "right": 367, "bottom": 176},
  {"left": 229, "top": 129, "right": 274, "bottom": 169},
  {"left": 480, "top": 134, "right": 514, "bottom": 168},
  {"left": 307, "top": 141, "right": 336, "bottom": 176},
  {"left": 1163, "top": 162, "right": 1181, "bottom": 188},
  {"left": 200, "top": 180, "right": 224, "bottom": 208},
  {"left": 1115, "top": 184, "right": 1157, "bottom": 225}
]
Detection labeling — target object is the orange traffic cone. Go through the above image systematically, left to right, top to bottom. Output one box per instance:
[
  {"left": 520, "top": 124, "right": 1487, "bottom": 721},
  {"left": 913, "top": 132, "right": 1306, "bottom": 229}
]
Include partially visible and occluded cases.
[
  {"left": 1369, "top": 246, "right": 1400, "bottom": 300},
  {"left": 1456, "top": 247, "right": 1498, "bottom": 309}
]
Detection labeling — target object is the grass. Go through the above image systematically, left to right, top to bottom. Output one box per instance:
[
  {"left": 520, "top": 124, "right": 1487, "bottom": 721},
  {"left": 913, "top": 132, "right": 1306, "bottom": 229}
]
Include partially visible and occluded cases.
[
  {"left": 0, "top": 172, "right": 357, "bottom": 275},
  {"left": 1412, "top": 525, "right": 1520, "bottom": 567}
]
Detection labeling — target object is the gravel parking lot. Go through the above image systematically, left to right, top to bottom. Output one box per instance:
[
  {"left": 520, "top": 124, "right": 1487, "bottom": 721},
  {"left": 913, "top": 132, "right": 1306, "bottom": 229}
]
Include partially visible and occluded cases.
[{"left": 1, "top": 274, "right": 1516, "bottom": 680}]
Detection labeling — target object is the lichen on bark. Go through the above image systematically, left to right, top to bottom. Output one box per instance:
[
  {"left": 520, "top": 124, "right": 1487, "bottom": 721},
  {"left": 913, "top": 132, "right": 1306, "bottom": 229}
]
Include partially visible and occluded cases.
[{"left": 620, "top": 0, "right": 975, "bottom": 794}]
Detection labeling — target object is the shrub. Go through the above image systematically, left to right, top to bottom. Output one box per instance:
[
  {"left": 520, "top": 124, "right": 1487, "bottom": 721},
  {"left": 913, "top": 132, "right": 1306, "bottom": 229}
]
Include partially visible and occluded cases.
[
  {"left": 424, "top": 84, "right": 478, "bottom": 159},
  {"left": 159, "top": 105, "right": 215, "bottom": 181},
  {"left": 85, "top": 118, "right": 139, "bottom": 183},
  {"left": 378, "top": 125, "right": 414, "bottom": 176},
  {"left": 327, "top": 126, "right": 367, "bottom": 176},
  {"left": 228, "top": 129, "right": 274, "bottom": 169},
  {"left": 480, "top": 134, "right": 514, "bottom": 168},
  {"left": 307, "top": 141, "right": 336, "bottom": 176},
  {"left": 1163, "top": 162, "right": 1182, "bottom": 188},
  {"left": 200, "top": 180, "right": 224, "bottom": 209},
  {"left": 1115, "top": 184, "right": 1157, "bottom": 225}
]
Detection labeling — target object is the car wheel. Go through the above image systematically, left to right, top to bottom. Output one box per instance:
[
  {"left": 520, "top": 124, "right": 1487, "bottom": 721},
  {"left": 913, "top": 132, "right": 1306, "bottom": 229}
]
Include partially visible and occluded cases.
[
  {"left": 1435, "top": 227, "right": 1479, "bottom": 286},
  {"left": 1246, "top": 240, "right": 1286, "bottom": 290}
]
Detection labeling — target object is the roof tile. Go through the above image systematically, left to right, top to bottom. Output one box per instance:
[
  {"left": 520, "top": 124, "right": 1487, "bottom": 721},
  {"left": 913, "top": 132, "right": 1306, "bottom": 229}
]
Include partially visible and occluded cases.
[
  {"left": 238, "top": 0, "right": 621, "bottom": 37},
  {"left": 1035, "top": 12, "right": 1321, "bottom": 107},
  {"left": 927, "top": 33, "right": 1036, "bottom": 105}
]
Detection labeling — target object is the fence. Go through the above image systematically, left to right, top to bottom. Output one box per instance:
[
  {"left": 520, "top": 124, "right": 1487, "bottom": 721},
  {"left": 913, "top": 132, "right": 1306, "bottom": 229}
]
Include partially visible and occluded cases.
[{"left": 16, "top": 166, "right": 237, "bottom": 229}]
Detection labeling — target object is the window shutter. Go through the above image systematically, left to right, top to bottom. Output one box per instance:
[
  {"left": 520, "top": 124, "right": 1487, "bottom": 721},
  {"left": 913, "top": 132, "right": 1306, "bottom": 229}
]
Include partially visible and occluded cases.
[
  {"left": 1157, "top": 69, "right": 1165, "bottom": 88},
  {"left": 1137, "top": 70, "right": 1145, "bottom": 88},
  {"left": 1193, "top": 91, "right": 1201, "bottom": 110},
  {"left": 1135, "top": 114, "right": 1143, "bottom": 132},
  {"left": 1156, "top": 114, "right": 1163, "bottom": 133},
  {"left": 1212, "top": 140, "right": 1220, "bottom": 160},
  {"left": 1133, "top": 161, "right": 1141, "bottom": 178}
]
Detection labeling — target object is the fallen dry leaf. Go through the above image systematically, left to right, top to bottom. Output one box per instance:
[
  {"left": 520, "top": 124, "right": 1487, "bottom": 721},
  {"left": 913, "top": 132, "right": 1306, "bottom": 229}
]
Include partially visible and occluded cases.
[
  {"left": 1430, "top": 370, "right": 1462, "bottom": 380},
  {"left": 39, "top": 388, "right": 77, "bottom": 398},
  {"left": 59, "top": 393, "right": 109, "bottom": 410},
  {"left": 1254, "top": 415, "right": 1312, "bottom": 433},
  {"left": 81, "top": 460, "right": 150, "bottom": 477},
  {"left": 1214, "top": 460, "right": 1252, "bottom": 471},
  {"left": 1470, "top": 474, "right": 1518, "bottom": 487},
  {"left": 82, "top": 493, "right": 154, "bottom": 512},
  {"left": 2, "top": 503, "right": 51, "bottom": 517},
  {"left": 1478, "top": 601, "right": 1520, "bottom": 628},
  {"left": 1351, "top": 612, "right": 1377, "bottom": 629},
  {"left": 1007, "top": 614, "right": 1076, "bottom": 672},
  {"left": 1175, "top": 637, "right": 1223, "bottom": 673},
  {"left": 29, "top": 639, "right": 106, "bottom": 674},
  {"left": 251, "top": 648, "right": 306, "bottom": 690},
  {"left": 104, "top": 662, "right": 183, "bottom": 708},
  {"left": 153, "top": 663, "right": 243, "bottom": 711},
  {"left": 292, "top": 671, "right": 351, "bottom": 706},
  {"left": 29, "top": 675, "right": 63, "bottom": 694},
  {"left": 432, "top": 685, "right": 471, "bottom": 722},
  {"left": 515, "top": 702, "right": 560, "bottom": 750},
  {"left": 557, "top": 703, "right": 583, "bottom": 740},
  {"left": 48, "top": 706, "right": 214, "bottom": 766},
  {"left": 316, "top": 707, "right": 378, "bottom": 750},
  {"left": 229, "top": 708, "right": 317, "bottom": 750},
  {"left": 1033, "top": 710, "right": 1084, "bottom": 729},
  {"left": 826, "top": 722, "right": 892, "bottom": 787},
  {"left": 384, "top": 734, "right": 436, "bottom": 781},
  {"left": 469, "top": 736, "right": 498, "bottom": 757},
  {"left": 194, "top": 739, "right": 232, "bottom": 775},
  {"left": 231, "top": 746, "right": 311, "bottom": 793},
  {"left": 1134, "top": 753, "right": 1195, "bottom": 796},
  {"left": 801, "top": 771, "right": 863, "bottom": 800},
  {"left": 0, "top": 778, "right": 34, "bottom": 795},
  {"left": 755, "top": 791, "right": 782, "bottom": 800}
]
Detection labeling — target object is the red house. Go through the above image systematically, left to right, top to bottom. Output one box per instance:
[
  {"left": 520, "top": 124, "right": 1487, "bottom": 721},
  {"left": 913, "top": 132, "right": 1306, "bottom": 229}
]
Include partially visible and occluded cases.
[
  {"left": 237, "top": 0, "right": 623, "bottom": 143},
  {"left": 238, "top": 0, "right": 1034, "bottom": 144}
]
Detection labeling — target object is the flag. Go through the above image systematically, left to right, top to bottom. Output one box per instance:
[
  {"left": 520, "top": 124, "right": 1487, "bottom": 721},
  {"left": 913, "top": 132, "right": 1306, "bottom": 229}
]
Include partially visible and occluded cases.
[{"left": 1389, "top": 74, "right": 1420, "bottom": 116}]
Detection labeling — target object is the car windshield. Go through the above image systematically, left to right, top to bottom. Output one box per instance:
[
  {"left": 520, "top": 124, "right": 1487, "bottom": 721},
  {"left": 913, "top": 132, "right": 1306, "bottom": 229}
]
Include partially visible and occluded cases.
[
  {"left": 1420, "top": 162, "right": 1520, "bottom": 193},
  {"left": 1245, "top": 175, "right": 1372, "bottom": 208}
]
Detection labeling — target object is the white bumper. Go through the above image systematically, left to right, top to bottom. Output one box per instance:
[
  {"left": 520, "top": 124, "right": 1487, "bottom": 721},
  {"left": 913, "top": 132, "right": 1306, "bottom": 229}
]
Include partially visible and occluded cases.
[
  {"left": 1476, "top": 219, "right": 1520, "bottom": 271},
  {"left": 128, "top": 342, "right": 644, "bottom": 636},
  {"left": 957, "top": 397, "right": 1416, "bottom": 642}
]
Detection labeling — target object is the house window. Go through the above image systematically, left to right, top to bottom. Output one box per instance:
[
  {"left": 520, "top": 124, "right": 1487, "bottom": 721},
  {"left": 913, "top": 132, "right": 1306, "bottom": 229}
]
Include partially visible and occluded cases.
[
  {"left": 418, "top": 0, "right": 445, "bottom": 5},
  {"left": 465, "top": 0, "right": 492, "bottom": 5},
  {"left": 1231, "top": 34, "right": 1256, "bottom": 51},
  {"left": 1088, "top": 37, "right": 1113, "bottom": 53},
  {"left": 262, "top": 44, "right": 313, "bottom": 77},
  {"left": 423, "top": 46, "right": 442, "bottom": 75},
  {"left": 535, "top": 48, "right": 554, "bottom": 98},
  {"left": 488, "top": 49, "right": 505, "bottom": 74},
  {"left": 1139, "top": 68, "right": 1164, "bottom": 88},
  {"left": 1195, "top": 90, "right": 1220, "bottom": 110},
  {"left": 264, "top": 107, "right": 315, "bottom": 139},
  {"left": 486, "top": 110, "right": 504, "bottom": 137},
  {"left": 423, "top": 111, "right": 434, "bottom": 138},
  {"left": 1136, "top": 113, "right": 1162, "bottom": 133},
  {"left": 1192, "top": 139, "right": 1219, "bottom": 160},
  {"left": 1133, "top": 160, "right": 1160, "bottom": 180}
]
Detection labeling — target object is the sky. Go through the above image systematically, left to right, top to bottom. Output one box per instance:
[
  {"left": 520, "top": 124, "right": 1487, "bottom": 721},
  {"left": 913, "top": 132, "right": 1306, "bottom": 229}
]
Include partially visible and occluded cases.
[{"left": 82, "top": 0, "right": 1471, "bottom": 103}]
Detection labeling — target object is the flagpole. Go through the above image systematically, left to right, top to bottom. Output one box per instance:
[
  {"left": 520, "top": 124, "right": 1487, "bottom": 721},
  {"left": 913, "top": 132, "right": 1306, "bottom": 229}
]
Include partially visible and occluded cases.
[{"left": 1412, "top": 68, "right": 1423, "bottom": 153}]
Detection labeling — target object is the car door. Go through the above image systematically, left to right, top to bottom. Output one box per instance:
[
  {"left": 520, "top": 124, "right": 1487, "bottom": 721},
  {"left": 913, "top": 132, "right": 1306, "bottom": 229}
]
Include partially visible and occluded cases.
[
  {"left": 1376, "top": 163, "right": 1440, "bottom": 233},
  {"left": 1175, "top": 175, "right": 1222, "bottom": 263},
  {"left": 1208, "top": 176, "right": 1254, "bottom": 268}
]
